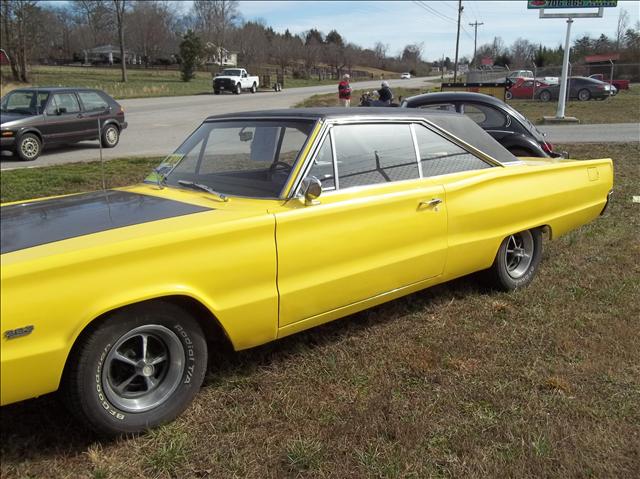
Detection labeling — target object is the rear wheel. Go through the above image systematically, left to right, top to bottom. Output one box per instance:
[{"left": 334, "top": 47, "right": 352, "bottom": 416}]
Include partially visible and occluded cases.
[
  {"left": 250, "top": 83, "right": 257, "bottom": 93},
  {"left": 214, "top": 89, "right": 221, "bottom": 95},
  {"left": 578, "top": 89, "right": 591, "bottom": 101},
  {"left": 539, "top": 90, "right": 551, "bottom": 102},
  {"left": 101, "top": 124, "right": 120, "bottom": 148},
  {"left": 16, "top": 133, "right": 42, "bottom": 161},
  {"left": 486, "top": 228, "right": 543, "bottom": 291},
  {"left": 61, "top": 302, "right": 207, "bottom": 436}
]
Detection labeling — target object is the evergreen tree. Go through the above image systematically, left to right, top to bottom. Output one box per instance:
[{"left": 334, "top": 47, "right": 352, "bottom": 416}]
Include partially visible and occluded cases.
[{"left": 179, "top": 30, "right": 203, "bottom": 82}]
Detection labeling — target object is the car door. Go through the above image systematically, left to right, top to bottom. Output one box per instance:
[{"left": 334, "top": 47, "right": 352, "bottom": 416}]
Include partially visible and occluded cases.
[
  {"left": 77, "top": 91, "right": 111, "bottom": 140},
  {"left": 41, "top": 92, "right": 93, "bottom": 144},
  {"left": 274, "top": 122, "right": 447, "bottom": 327}
]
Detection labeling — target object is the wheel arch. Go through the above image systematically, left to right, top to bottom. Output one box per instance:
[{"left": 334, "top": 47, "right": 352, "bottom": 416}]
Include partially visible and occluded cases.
[
  {"left": 17, "top": 127, "right": 44, "bottom": 146},
  {"left": 61, "top": 295, "right": 235, "bottom": 387}
]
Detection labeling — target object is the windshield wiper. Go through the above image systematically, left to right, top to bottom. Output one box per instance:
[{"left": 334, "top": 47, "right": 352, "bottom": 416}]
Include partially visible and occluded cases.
[{"left": 177, "top": 180, "right": 228, "bottom": 202}]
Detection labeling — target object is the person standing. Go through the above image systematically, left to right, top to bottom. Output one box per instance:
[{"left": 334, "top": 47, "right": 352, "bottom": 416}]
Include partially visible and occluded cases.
[
  {"left": 338, "top": 74, "right": 352, "bottom": 107},
  {"left": 378, "top": 81, "right": 393, "bottom": 105}
]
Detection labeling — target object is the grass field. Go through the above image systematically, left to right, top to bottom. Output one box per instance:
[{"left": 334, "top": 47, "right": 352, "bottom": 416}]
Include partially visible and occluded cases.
[
  {"left": 0, "top": 65, "right": 394, "bottom": 99},
  {"left": 295, "top": 85, "right": 640, "bottom": 125},
  {"left": 0, "top": 142, "right": 638, "bottom": 478}
]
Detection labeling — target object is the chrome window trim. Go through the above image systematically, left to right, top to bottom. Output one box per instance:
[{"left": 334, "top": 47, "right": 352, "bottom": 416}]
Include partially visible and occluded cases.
[
  {"left": 288, "top": 115, "right": 512, "bottom": 199},
  {"left": 409, "top": 123, "right": 423, "bottom": 178},
  {"left": 330, "top": 127, "right": 339, "bottom": 190}
]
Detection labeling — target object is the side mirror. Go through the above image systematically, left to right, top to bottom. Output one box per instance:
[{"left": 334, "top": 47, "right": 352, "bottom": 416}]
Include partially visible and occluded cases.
[
  {"left": 56, "top": 107, "right": 67, "bottom": 115},
  {"left": 239, "top": 129, "right": 253, "bottom": 142},
  {"left": 301, "top": 176, "right": 322, "bottom": 206}
]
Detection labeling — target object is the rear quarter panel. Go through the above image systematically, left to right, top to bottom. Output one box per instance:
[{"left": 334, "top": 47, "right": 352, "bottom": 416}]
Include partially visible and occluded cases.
[{"left": 442, "top": 158, "right": 613, "bottom": 279}]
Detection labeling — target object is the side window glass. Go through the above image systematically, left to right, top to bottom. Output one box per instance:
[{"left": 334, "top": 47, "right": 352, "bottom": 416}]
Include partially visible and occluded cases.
[
  {"left": 78, "top": 92, "right": 109, "bottom": 111},
  {"left": 46, "top": 93, "right": 80, "bottom": 114},
  {"left": 418, "top": 103, "right": 456, "bottom": 112},
  {"left": 461, "top": 104, "right": 506, "bottom": 128},
  {"left": 333, "top": 123, "right": 419, "bottom": 189},
  {"left": 413, "top": 124, "right": 491, "bottom": 177},
  {"left": 306, "top": 134, "right": 335, "bottom": 190}
]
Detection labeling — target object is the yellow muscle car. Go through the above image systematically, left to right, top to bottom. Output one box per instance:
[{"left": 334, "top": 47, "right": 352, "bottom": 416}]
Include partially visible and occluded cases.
[{"left": 0, "top": 108, "right": 613, "bottom": 435}]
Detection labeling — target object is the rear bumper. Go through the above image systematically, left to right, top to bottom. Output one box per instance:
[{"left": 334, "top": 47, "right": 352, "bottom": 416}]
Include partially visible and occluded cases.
[{"left": 600, "top": 190, "right": 613, "bottom": 215}]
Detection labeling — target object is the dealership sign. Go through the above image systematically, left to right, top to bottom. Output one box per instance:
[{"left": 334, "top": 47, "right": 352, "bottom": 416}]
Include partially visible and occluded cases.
[{"left": 527, "top": 0, "right": 617, "bottom": 8}]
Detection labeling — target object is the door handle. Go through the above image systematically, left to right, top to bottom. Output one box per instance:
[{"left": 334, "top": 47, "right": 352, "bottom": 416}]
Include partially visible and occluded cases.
[
  {"left": 76, "top": 114, "right": 84, "bottom": 118},
  {"left": 419, "top": 198, "right": 443, "bottom": 208}
]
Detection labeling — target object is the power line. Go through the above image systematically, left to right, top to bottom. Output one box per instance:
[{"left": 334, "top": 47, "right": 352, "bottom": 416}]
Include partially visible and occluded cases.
[{"left": 414, "top": 1, "right": 458, "bottom": 24}]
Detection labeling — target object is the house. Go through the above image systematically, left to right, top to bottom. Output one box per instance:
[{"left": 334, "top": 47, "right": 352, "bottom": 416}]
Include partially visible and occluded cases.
[
  {"left": 204, "top": 43, "right": 238, "bottom": 67},
  {"left": 84, "top": 45, "right": 141, "bottom": 65}
]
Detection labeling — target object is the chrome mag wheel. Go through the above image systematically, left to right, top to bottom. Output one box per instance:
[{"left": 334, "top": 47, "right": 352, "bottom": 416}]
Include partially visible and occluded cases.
[
  {"left": 504, "top": 230, "right": 534, "bottom": 279},
  {"left": 103, "top": 325, "right": 185, "bottom": 413}
]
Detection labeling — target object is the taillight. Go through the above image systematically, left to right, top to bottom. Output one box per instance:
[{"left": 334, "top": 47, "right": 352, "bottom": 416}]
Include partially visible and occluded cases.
[{"left": 542, "top": 142, "right": 554, "bottom": 153}]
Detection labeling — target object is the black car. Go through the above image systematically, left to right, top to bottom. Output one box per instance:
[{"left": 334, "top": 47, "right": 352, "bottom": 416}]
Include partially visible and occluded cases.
[
  {"left": 536, "top": 76, "right": 614, "bottom": 102},
  {"left": 1, "top": 87, "right": 127, "bottom": 161},
  {"left": 401, "top": 92, "right": 558, "bottom": 157}
]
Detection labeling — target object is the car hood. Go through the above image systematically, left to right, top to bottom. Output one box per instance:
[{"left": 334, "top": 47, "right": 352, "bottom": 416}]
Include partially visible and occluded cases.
[
  {"left": 1, "top": 111, "right": 36, "bottom": 126},
  {"left": 0, "top": 190, "right": 213, "bottom": 255}
]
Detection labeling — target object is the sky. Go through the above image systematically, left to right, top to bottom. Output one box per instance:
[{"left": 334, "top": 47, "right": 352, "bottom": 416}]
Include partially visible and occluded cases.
[{"left": 232, "top": 0, "right": 640, "bottom": 60}]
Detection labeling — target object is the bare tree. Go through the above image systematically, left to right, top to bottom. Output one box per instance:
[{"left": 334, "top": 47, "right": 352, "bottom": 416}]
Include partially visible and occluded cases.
[
  {"left": 1, "top": 0, "right": 39, "bottom": 82},
  {"left": 112, "top": 0, "right": 127, "bottom": 81},
  {"left": 128, "top": 0, "right": 178, "bottom": 65},
  {"left": 192, "top": 0, "right": 239, "bottom": 66},
  {"left": 616, "top": 8, "right": 630, "bottom": 51},
  {"left": 510, "top": 38, "right": 536, "bottom": 68},
  {"left": 373, "top": 42, "right": 388, "bottom": 69}
]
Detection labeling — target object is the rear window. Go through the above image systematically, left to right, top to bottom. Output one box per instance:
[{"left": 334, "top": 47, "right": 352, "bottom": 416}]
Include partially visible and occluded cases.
[{"left": 78, "top": 91, "right": 109, "bottom": 111}]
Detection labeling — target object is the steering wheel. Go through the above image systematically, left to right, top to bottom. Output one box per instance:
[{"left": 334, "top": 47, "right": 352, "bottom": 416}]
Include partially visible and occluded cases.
[{"left": 268, "top": 161, "right": 293, "bottom": 179}]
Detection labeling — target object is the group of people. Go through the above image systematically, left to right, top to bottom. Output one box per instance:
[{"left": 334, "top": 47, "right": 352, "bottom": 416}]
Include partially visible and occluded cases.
[{"left": 338, "top": 74, "right": 393, "bottom": 107}]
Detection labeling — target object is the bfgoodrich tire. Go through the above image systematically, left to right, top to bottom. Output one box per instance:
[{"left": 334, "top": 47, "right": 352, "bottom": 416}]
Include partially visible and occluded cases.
[
  {"left": 486, "top": 228, "right": 543, "bottom": 291},
  {"left": 62, "top": 302, "right": 207, "bottom": 436}
]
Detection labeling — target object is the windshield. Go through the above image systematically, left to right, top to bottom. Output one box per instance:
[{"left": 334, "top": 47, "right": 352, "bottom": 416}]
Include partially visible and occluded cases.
[
  {"left": 221, "top": 69, "right": 242, "bottom": 76},
  {"left": 1, "top": 90, "right": 49, "bottom": 115},
  {"left": 146, "top": 120, "right": 315, "bottom": 198}
]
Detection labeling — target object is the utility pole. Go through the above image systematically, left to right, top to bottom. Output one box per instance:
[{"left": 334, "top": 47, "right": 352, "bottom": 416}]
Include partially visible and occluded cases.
[
  {"left": 453, "top": 0, "right": 463, "bottom": 83},
  {"left": 469, "top": 20, "right": 484, "bottom": 68}
]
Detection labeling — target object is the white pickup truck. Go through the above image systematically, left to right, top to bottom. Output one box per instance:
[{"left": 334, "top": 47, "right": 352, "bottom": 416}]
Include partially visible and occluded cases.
[{"left": 213, "top": 68, "right": 260, "bottom": 94}]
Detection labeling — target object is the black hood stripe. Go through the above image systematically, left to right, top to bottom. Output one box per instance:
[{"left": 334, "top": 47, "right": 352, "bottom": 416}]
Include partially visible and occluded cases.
[{"left": 1, "top": 190, "right": 213, "bottom": 254}]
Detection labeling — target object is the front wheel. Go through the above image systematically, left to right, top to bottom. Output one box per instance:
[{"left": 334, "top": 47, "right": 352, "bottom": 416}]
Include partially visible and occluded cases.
[
  {"left": 235, "top": 83, "right": 242, "bottom": 95},
  {"left": 578, "top": 89, "right": 591, "bottom": 101},
  {"left": 505, "top": 91, "right": 513, "bottom": 100},
  {"left": 101, "top": 124, "right": 120, "bottom": 148},
  {"left": 16, "top": 133, "right": 42, "bottom": 161},
  {"left": 486, "top": 228, "right": 543, "bottom": 291},
  {"left": 61, "top": 302, "right": 207, "bottom": 436}
]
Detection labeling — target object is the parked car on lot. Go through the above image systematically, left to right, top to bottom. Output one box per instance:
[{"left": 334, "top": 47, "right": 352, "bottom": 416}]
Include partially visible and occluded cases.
[
  {"left": 213, "top": 68, "right": 259, "bottom": 94},
  {"left": 507, "top": 70, "right": 534, "bottom": 81},
  {"left": 401, "top": 72, "right": 412, "bottom": 79},
  {"left": 588, "top": 74, "right": 629, "bottom": 93},
  {"left": 536, "top": 76, "right": 614, "bottom": 102},
  {"left": 505, "top": 77, "right": 550, "bottom": 100},
  {"left": 0, "top": 87, "right": 127, "bottom": 161},
  {"left": 401, "top": 91, "right": 559, "bottom": 157},
  {"left": 0, "top": 108, "right": 613, "bottom": 435}
]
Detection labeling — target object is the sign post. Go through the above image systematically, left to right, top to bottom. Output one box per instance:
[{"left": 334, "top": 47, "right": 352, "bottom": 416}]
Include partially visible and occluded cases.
[{"left": 527, "top": 0, "right": 617, "bottom": 121}]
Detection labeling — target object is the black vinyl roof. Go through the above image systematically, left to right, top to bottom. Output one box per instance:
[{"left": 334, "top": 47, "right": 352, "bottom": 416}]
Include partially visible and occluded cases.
[{"left": 205, "top": 107, "right": 520, "bottom": 164}]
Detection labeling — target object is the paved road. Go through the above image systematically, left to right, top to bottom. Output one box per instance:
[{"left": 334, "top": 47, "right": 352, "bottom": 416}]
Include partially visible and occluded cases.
[
  {"left": 0, "top": 76, "right": 439, "bottom": 170},
  {"left": 2, "top": 77, "right": 638, "bottom": 170},
  {"left": 538, "top": 122, "right": 639, "bottom": 144}
]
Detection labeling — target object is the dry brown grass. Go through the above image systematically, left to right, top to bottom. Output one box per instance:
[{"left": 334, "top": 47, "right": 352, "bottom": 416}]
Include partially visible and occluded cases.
[{"left": 1, "top": 143, "right": 638, "bottom": 478}]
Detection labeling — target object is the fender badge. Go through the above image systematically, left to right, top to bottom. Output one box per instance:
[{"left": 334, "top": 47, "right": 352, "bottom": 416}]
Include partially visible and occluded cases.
[{"left": 4, "top": 325, "right": 34, "bottom": 339}]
